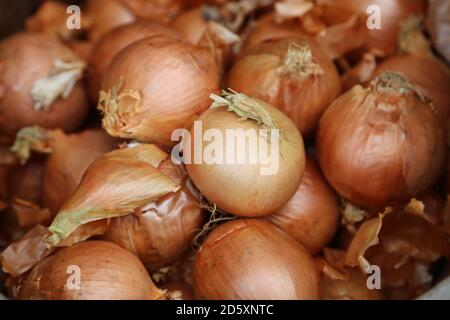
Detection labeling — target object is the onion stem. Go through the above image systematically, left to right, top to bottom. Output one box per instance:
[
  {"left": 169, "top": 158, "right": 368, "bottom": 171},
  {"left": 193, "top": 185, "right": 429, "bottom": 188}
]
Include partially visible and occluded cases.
[
  {"left": 282, "top": 43, "right": 324, "bottom": 79},
  {"left": 10, "top": 126, "right": 52, "bottom": 164}
]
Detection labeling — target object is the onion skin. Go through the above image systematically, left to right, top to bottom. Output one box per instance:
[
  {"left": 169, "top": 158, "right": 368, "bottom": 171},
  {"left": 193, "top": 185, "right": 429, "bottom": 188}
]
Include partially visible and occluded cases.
[
  {"left": 119, "top": 0, "right": 180, "bottom": 23},
  {"left": 172, "top": 6, "right": 209, "bottom": 45},
  {"left": 88, "top": 20, "right": 179, "bottom": 104},
  {"left": 0, "top": 32, "right": 89, "bottom": 138},
  {"left": 227, "top": 37, "right": 341, "bottom": 138},
  {"left": 317, "top": 73, "right": 446, "bottom": 209},
  {"left": 267, "top": 156, "right": 340, "bottom": 255},
  {"left": 7, "top": 159, "right": 44, "bottom": 204},
  {"left": 193, "top": 219, "right": 320, "bottom": 300},
  {"left": 17, "top": 241, "right": 165, "bottom": 300}
]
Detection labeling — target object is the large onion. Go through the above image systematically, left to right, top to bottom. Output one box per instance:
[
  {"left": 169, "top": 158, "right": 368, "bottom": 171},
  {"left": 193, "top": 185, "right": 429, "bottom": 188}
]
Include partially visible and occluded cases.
[
  {"left": 227, "top": 37, "right": 341, "bottom": 137},
  {"left": 317, "top": 72, "right": 446, "bottom": 209},
  {"left": 267, "top": 156, "right": 340, "bottom": 255},
  {"left": 193, "top": 219, "right": 320, "bottom": 299},
  {"left": 17, "top": 241, "right": 165, "bottom": 300}
]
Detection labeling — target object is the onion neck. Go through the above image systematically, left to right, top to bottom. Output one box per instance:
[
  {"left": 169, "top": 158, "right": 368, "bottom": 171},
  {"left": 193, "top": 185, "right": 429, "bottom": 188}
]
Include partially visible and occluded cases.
[
  {"left": 399, "top": 16, "right": 433, "bottom": 58},
  {"left": 282, "top": 43, "right": 324, "bottom": 79},
  {"left": 371, "top": 72, "right": 422, "bottom": 99},
  {"left": 11, "top": 126, "right": 52, "bottom": 164}
]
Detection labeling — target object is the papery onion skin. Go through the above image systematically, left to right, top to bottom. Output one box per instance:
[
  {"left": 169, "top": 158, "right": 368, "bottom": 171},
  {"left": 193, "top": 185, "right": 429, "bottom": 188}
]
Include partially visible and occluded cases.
[
  {"left": 119, "top": 0, "right": 180, "bottom": 23},
  {"left": 172, "top": 6, "right": 209, "bottom": 45},
  {"left": 88, "top": 20, "right": 179, "bottom": 103},
  {"left": 0, "top": 32, "right": 89, "bottom": 138},
  {"left": 99, "top": 36, "right": 220, "bottom": 147},
  {"left": 227, "top": 37, "right": 341, "bottom": 138},
  {"left": 317, "top": 73, "right": 446, "bottom": 209},
  {"left": 267, "top": 156, "right": 340, "bottom": 255},
  {"left": 7, "top": 159, "right": 44, "bottom": 204},
  {"left": 193, "top": 219, "right": 320, "bottom": 300},
  {"left": 17, "top": 241, "right": 165, "bottom": 300}
]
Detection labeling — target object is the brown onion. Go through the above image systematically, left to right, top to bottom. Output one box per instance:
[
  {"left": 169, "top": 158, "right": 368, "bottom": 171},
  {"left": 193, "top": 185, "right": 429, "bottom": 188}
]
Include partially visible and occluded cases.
[
  {"left": 426, "top": 0, "right": 450, "bottom": 63},
  {"left": 88, "top": 20, "right": 179, "bottom": 103},
  {"left": 0, "top": 32, "right": 89, "bottom": 138},
  {"left": 98, "top": 35, "right": 220, "bottom": 147},
  {"left": 227, "top": 37, "right": 341, "bottom": 137},
  {"left": 317, "top": 72, "right": 446, "bottom": 209},
  {"left": 267, "top": 156, "right": 339, "bottom": 255},
  {"left": 6, "top": 159, "right": 45, "bottom": 204},
  {"left": 193, "top": 219, "right": 320, "bottom": 299},
  {"left": 17, "top": 241, "right": 165, "bottom": 300}
]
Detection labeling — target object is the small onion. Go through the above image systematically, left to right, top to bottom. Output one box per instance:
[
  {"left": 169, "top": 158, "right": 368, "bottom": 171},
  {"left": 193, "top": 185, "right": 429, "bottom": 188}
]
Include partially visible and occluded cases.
[
  {"left": 0, "top": 32, "right": 89, "bottom": 138},
  {"left": 227, "top": 37, "right": 341, "bottom": 137},
  {"left": 317, "top": 72, "right": 446, "bottom": 209},
  {"left": 267, "top": 156, "right": 340, "bottom": 255},
  {"left": 193, "top": 219, "right": 320, "bottom": 299},
  {"left": 17, "top": 241, "right": 165, "bottom": 300}
]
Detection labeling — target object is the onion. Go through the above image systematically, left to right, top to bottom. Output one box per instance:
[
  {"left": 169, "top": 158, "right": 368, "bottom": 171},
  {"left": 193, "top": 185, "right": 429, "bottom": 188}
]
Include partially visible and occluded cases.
[
  {"left": 119, "top": 0, "right": 181, "bottom": 23},
  {"left": 426, "top": 0, "right": 450, "bottom": 64},
  {"left": 172, "top": 6, "right": 212, "bottom": 45},
  {"left": 88, "top": 20, "right": 179, "bottom": 103},
  {"left": 0, "top": 32, "right": 89, "bottom": 138},
  {"left": 98, "top": 35, "right": 220, "bottom": 147},
  {"left": 227, "top": 37, "right": 341, "bottom": 138},
  {"left": 317, "top": 72, "right": 446, "bottom": 209},
  {"left": 185, "top": 91, "right": 305, "bottom": 217},
  {"left": 266, "top": 156, "right": 339, "bottom": 255},
  {"left": 6, "top": 159, "right": 45, "bottom": 204},
  {"left": 193, "top": 219, "right": 320, "bottom": 299},
  {"left": 17, "top": 241, "right": 165, "bottom": 300}
]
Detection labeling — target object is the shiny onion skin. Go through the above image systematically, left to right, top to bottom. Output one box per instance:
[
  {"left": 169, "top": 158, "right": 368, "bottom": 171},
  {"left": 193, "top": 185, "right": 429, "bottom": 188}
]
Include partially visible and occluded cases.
[
  {"left": 88, "top": 20, "right": 179, "bottom": 103},
  {"left": 0, "top": 32, "right": 89, "bottom": 138},
  {"left": 99, "top": 36, "right": 220, "bottom": 147},
  {"left": 227, "top": 37, "right": 341, "bottom": 138},
  {"left": 317, "top": 72, "right": 446, "bottom": 209},
  {"left": 185, "top": 92, "right": 305, "bottom": 217},
  {"left": 267, "top": 156, "right": 340, "bottom": 255},
  {"left": 193, "top": 219, "right": 320, "bottom": 300},
  {"left": 17, "top": 241, "right": 165, "bottom": 300}
]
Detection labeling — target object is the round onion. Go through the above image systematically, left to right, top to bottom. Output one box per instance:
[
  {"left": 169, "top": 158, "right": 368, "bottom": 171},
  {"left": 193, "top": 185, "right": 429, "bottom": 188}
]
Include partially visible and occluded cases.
[
  {"left": 88, "top": 20, "right": 179, "bottom": 103},
  {"left": 0, "top": 32, "right": 89, "bottom": 138},
  {"left": 98, "top": 35, "right": 220, "bottom": 146},
  {"left": 227, "top": 37, "right": 341, "bottom": 138},
  {"left": 317, "top": 72, "right": 446, "bottom": 209},
  {"left": 267, "top": 156, "right": 340, "bottom": 255},
  {"left": 7, "top": 159, "right": 44, "bottom": 204},
  {"left": 193, "top": 219, "right": 320, "bottom": 299},
  {"left": 17, "top": 241, "right": 165, "bottom": 300}
]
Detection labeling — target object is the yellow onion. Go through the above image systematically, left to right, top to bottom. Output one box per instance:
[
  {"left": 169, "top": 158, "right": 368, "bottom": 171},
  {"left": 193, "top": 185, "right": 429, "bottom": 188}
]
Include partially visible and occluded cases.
[
  {"left": 426, "top": 0, "right": 450, "bottom": 63},
  {"left": 88, "top": 20, "right": 179, "bottom": 103},
  {"left": 0, "top": 32, "right": 89, "bottom": 138},
  {"left": 98, "top": 35, "right": 220, "bottom": 147},
  {"left": 227, "top": 37, "right": 341, "bottom": 138},
  {"left": 317, "top": 72, "right": 446, "bottom": 209},
  {"left": 185, "top": 91, "right": 305, "bottom": 217},
  {"left": 267, "top": 156, "right": 339, "bottom": 255},
  {"left": 6, "top": 159, "right": 45, "bottom": 204},
  {"left": 193, "top": 219, "right": 320, "bottom": 299},
  {"left": 17, "top": 241, "right": 165, "bottom": 300}
]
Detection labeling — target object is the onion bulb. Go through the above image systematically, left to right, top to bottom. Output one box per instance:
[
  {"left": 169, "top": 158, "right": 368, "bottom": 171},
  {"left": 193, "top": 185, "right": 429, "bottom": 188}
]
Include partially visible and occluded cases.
[
  {"left": 0, "top": 32, "right": 89, "bottom": 138},
  {"left": 98, "top": 35, "right": 220, "bottom": 147},
  {"left": 227, "top": 37, "right": 341, "bottom": 137},
  {"left": 317, "top": 72, "right": 446, "bottom": 209},
  {"left": 185, "top": 91, "right": 305, "bottom": 217},
  {"left": 267, "top": 156, "right": 340, "bottom": 255},
  {"left": 193, "top": 219, "right": 320, "bottom": 299},
  {"left": 17, "top": 241, "right": 165, "bottom": 300}
]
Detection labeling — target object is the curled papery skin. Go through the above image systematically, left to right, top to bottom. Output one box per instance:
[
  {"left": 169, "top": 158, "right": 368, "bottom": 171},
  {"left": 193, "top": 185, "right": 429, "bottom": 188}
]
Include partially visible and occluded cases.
[
  {"left": 88, "top": 20, "right": 179, "bottom": 103},
  {"left": 0, "top": 32, "right": 89, "bottom": 138},
  {"left": 98, "top": 36, "right": 220, "bottom": 147},
  {"left": 228, "top": 37, "right": 341, "bottom": 138},
  {"left": 317, "top": 72, "right": 446, "bottom": 209},
  {"left": 267, "top": 156, "right": 340, "bottom": 255},
  {"left": 193, "top": 219, "right": 320, "bottom": 299},
  {"left": 17, "top": 241, "right": 165, "bottom": 300}
]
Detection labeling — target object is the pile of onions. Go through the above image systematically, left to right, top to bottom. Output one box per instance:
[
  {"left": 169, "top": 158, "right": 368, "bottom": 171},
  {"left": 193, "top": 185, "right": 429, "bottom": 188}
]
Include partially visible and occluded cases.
[
  {"left": 88, "top": 20, "right": 179, "bottom": 103},
  {"left": 0, "top": 32, "right": 89, "bottom": 138},
  {"left": 98, "top": 35, "right": 220, "bottom": 147},
  {"left": 227, "top": 37, "right": 341, "bottom": 137},
  {"left": 317, "top": 72, "right": 446, "bottom": 209},
  {"left": 185, "top": 91, "right": 305, "bottom": 217},
  {"left": 267, "top": 156, "right": 340, "bottom": 255},
  {"left": 193, "top": 219, "right": 320, "bottom": 299},
  {"left": 17, "top": 241, "right": 165, "bottom": 300}
]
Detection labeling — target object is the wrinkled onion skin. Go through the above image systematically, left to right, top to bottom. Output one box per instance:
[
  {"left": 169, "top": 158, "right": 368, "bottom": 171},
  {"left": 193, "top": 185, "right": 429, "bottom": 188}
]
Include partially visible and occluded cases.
[
  {"left": 172, "top": 7, "right": 208, "bottom": 45},
  {"left": 0, "top": 32, "right": 89, "bottom": 138},
  {"left": 228, "top": 37, "right": 341, "bottom": 138},
  {"left": 317, "top": 84, "right": 446, "bottom": 209},
  {"left": 267, "top": 157, "right": 340, "bottom": 255},
  {"left": 193, "top": 219, "right": 320, "bottom": 300},
  {"left": 18, "top": 241, "right": 164, "bottom": 300}
]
